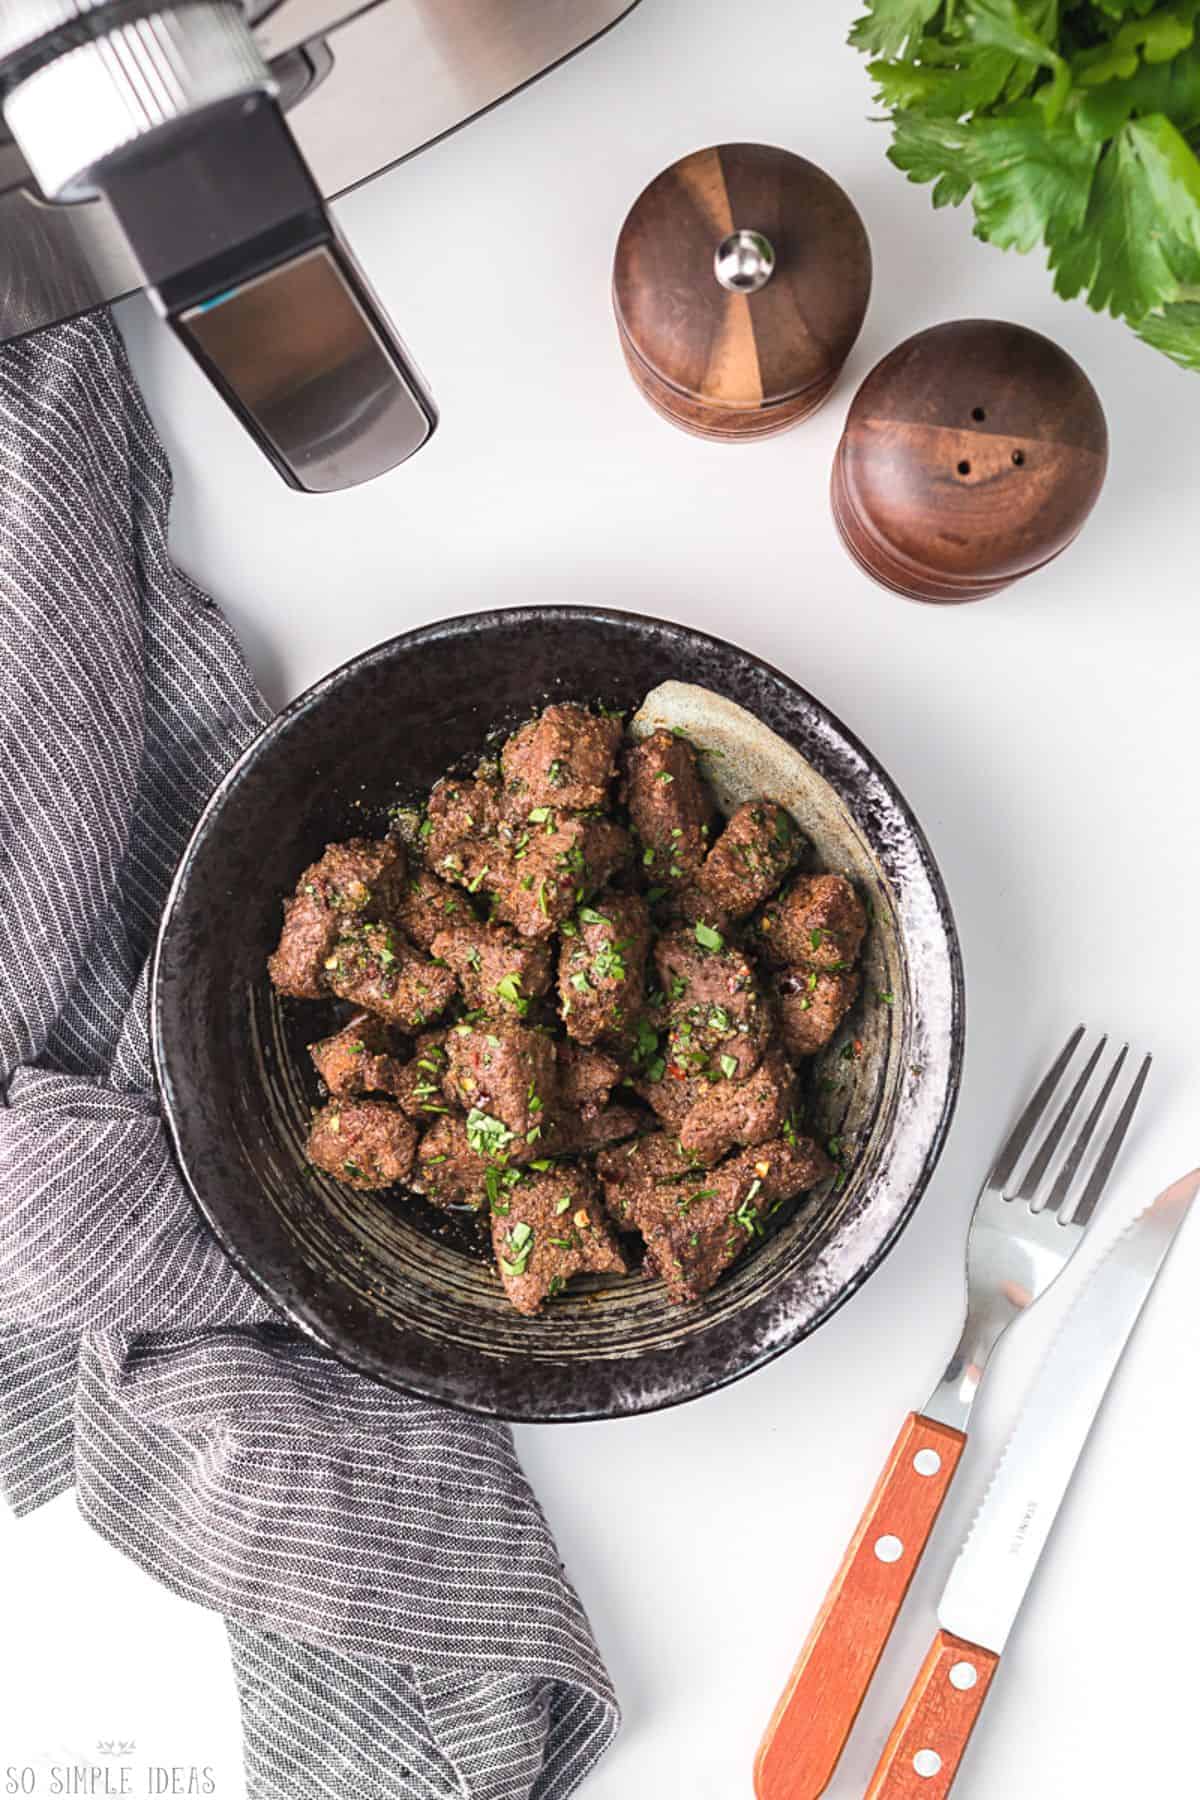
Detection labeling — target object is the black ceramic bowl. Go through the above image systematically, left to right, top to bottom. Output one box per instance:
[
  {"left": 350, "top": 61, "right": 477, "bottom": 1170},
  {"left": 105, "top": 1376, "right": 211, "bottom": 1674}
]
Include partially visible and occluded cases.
[{"left": 152, "top": 607, "right": 963, "bottom": 1420}]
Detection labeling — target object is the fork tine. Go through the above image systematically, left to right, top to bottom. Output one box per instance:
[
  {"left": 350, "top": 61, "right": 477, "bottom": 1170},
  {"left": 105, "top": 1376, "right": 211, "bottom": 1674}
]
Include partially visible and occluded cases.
[
  {"left": 989, "top": 1026, "right": 1085, "bottom": 1190},
  {"left": 1014, "top": 1035, "right": 1107, "bottom": 1207},
  {"left": 1043, "top": 1044, "right": 1127, "bottom": 1219},
  {"left": 1069, "top": 1052, "right": 1153, "bottom": 1226}
]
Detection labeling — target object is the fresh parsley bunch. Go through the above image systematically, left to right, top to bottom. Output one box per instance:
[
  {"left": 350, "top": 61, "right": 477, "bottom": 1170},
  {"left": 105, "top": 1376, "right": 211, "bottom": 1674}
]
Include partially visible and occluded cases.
[{"left": 851, "top": 0, "right": 1200, "bottom": 368}]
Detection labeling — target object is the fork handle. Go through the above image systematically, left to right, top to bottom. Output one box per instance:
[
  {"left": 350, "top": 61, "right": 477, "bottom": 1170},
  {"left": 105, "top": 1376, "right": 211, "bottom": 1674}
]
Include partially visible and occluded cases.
[
  {"left": 754, "top": 1413, "right": 966, "bottom": 1800},
  {"left": 864, "top": 1630, "right": 1000, "bottom": 1797}
]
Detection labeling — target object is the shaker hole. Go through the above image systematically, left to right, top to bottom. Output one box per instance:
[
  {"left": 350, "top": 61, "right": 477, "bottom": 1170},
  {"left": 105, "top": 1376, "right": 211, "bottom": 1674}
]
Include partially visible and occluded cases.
[
  {"left": 972, "top": 406, "right": 986, "bottom": 422},
  {"left": 1012, "top": 450, "right": 1026, "bottom": 467},
  {"left": 957, "top": 461, "right": 971, "bottom": 476}
]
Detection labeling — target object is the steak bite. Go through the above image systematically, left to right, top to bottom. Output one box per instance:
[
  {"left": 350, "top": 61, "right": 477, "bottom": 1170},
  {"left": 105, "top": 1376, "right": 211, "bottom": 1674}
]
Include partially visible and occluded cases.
[
  {"left": 501, "top": 703, "right": 623, "bottom": 812},
  {"left": 623, "top": 729, "right": 716, "bottom": 888},
  {"left": 424, "top": 774, "right": 502, "bottom": 869},
  {"left": 699, "top": 800, "right": 801, "bottom": 920},
  {"left": 489, "top": 814, "right": 630, "bottom": 938},
  {"left": 268, "top": 837, "right": 406, "bottom": 999},
  {"left": 394, "top": 866, "right": 467, "bottom": 951},
  {"left": 758, "top": 873, "right": 867, "bottom": 972},
  {"left": 558, "top": 892, "right": 651, "bottom": 1047},
  {"left": 431, "top": 916, "right": 553, "bottom": 1016},
  {"left": 326, "top": 920, "right": 458, "bottom": 1030},
  {"left": 654, "top": 925, "right": 772, "bottom": 1084},
  {"left": 775, "top": 966, "right": 862, "bottom": 1059},
  {"left": 309, "top": 1013, "right": 407, "bottom": 1099},
  {"left": 444, "top": 1017, "right": 558, "bottom": 1149},
  {"left": 388, "top": 1035, "right": 455, "bottom": 1123},
  {"left": 557, "top": 1042, "right": 622, "bottom": 1118},
  {"left": 678, "top": 1044, "right": 796, "bottom": 1164},
  {"left": 307, "top": 1098, "right": 417, "bottom": 1191},
  {"left": 551, "top": 1102, "right": 646, "bottom": 1157},
  {"left": 414, "top": 1113, "right": 491, "bottom": 1210},
  {"left": 596, "top": 1131, "right": 707, "bottom": 1227},
  {"left": 627, "top": 1135, "right": 834, "bottom": 1304},
  {"left": 490, "top": 1164, "right": 627, "bottom": 1315}
]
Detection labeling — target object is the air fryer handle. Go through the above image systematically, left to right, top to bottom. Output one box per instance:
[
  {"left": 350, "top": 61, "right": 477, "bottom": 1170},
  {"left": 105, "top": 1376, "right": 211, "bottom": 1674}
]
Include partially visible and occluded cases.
[{"left": 97, "top": 93, "right": 437, "bottom": 492}]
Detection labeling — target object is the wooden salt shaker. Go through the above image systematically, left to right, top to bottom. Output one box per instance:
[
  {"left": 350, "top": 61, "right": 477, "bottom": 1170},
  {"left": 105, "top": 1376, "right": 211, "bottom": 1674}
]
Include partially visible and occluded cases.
[
  {"left": 613, "top": 143, "right": 872, "bottom": 441},
  {"left": 832, "top": 319, "right": 1108, "bottom": 603}
]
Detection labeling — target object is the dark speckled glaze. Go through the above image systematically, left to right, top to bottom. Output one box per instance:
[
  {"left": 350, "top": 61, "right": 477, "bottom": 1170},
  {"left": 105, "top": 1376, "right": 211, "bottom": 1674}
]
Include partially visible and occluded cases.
[{"left": 151, "top": 607, "right": 964, "bottom": 1421}]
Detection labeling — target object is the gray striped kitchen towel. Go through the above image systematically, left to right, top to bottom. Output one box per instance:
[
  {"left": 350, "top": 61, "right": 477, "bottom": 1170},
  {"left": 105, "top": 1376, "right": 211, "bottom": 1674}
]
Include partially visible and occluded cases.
[{"left": 0, "top": 310, "right": 620, "bottom": 1799}]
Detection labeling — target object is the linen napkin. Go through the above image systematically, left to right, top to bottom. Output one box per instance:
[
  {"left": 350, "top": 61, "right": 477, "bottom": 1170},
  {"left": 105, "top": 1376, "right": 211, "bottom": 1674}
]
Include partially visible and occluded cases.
[{"left": 0, "top": 310, "right": 620, "bottom": 1800}]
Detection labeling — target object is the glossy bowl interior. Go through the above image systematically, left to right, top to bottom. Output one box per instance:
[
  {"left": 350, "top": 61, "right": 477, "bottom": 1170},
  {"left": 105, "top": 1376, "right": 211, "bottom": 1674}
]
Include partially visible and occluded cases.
[{"left": 152, "top": 607, "right": 963, "bottom": 1419}]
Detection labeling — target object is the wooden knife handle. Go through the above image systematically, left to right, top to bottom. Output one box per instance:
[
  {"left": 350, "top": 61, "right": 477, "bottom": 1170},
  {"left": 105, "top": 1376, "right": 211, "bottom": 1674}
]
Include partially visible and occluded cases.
[
  {"left": 754, "top": 1412, "right": 966, "bottom": 1800},
  {"left": 864, "top": 1630, "right": 1000, "bottom": 1797}
]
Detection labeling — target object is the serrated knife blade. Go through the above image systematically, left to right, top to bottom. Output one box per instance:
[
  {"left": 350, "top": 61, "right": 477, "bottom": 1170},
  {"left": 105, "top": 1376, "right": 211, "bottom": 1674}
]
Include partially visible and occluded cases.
[
  {"left": 939, "top": 1169, "right": 1200, "bottom": 1654},
  {"left": 864, "top": 1170, "right": 1200, "bottom": 1800}
]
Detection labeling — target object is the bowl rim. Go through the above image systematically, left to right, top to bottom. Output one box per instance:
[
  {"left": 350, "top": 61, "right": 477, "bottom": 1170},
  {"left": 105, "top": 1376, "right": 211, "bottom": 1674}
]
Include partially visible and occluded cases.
[{"left": 151, "top": 603, "right": 965, "bottom": 1420}]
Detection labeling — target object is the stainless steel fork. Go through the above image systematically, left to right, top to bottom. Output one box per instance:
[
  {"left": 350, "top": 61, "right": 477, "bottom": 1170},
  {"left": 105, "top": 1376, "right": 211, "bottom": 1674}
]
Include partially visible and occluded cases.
[{"left": 754, "top": 1027, "right": 1152, "bottom": 1800}]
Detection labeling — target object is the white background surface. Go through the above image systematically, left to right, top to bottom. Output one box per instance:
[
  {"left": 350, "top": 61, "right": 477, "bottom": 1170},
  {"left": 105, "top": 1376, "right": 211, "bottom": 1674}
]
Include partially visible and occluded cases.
[{"left": 2, "top": 1, "right": 1198, "bottom": 1795}]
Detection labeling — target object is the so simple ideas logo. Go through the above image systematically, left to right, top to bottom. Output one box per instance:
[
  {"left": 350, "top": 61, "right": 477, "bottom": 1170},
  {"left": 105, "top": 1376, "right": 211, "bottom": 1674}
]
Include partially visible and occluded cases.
[{"left": 4, "top": 1745, "right": 216, "bottom": 1795}]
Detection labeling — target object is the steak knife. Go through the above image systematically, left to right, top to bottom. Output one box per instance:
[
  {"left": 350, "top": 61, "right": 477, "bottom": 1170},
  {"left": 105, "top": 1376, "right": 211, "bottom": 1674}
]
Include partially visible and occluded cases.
[{"left": 865, "top": 1168, "right": 1200, "bottom": 1797}]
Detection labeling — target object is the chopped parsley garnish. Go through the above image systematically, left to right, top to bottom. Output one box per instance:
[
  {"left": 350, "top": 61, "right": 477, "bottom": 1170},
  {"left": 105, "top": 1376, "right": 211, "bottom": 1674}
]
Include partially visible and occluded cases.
[
  {"left": 655, "top": 770, "right": 674, "bottom": 784},
  {"left": 578, "top": 906, "right": 610, "bottom": 927},
  {"left": 695, "top": 921, "right": 724, "bottom": 951},
  {"left": 809, "top": 927, "right": 824, "bottom": 950},
  {"left": 496, "top": 972, "right": 525, "bottom": 1010},
  {"left": 570, "top": 972, "right": 592, "bottom": 993},
  {"left": 878, "top": 990, "right": 895, "bottom": 1006},
  {"left": 709, "top": 1005, "right": 731, "bottom": 1033},
  {"left": 466, "top": 1108, "right": 515, "bottom": 1160},
  {"left": 500, "top": 1220, "right": 534, "bottom": 1277}
]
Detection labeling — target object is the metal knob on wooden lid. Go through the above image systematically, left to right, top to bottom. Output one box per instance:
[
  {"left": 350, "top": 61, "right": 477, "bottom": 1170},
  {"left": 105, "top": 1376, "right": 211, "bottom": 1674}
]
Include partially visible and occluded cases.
[
  {"left": 613, "top": 142, "right": 872, "bottom": 442},
  {"left": 831, "top": 320, "right": 1109, "bottom": 604}
]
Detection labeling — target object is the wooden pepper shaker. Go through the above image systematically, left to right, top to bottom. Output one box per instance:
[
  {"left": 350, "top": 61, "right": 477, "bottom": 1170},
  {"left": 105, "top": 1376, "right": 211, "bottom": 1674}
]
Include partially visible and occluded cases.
[
  {"left": 613, "top": 142, "right": 872, "bottom": 441},
  {"left": 832, "top": 319, "right": 1108, "bottom": 603}
]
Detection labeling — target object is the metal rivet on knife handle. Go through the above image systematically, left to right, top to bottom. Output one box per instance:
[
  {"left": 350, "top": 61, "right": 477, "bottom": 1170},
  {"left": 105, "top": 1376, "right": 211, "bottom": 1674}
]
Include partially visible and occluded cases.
[{"left": 863, "top": 1631, "right": 1000, "bottom": 1799}]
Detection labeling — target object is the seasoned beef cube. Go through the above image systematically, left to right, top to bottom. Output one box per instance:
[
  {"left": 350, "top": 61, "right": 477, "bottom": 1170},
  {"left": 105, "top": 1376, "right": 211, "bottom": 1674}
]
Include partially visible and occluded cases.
[
  {"left": 501, "top": 704, "right": 623, "bottom": 811},
  {"left": 623, "top": 729, "right": 716, "bottom": 887},
  {"left": 424, "top": 775, "right": 503, "bottom": 869},
  {"left": 699, "top": 801, "right": 800, "bottom": 920},
  {"left": 490, "top": 815, "right": 630, "bottom": 939},
  {"left": 268, "top": 838, "right": 406, "bottom": 998},
  {"left": 394, "top": 867, "right": 466, "bottom": 951},
  {"left": 758, "top": 874, "right": 867, "bottom": 972},
  {"left": 660, "top": 882, "right": 733, "bottom": 941},
  {"left": 558, "top": 892, "right": 651, "bottom": 1046},
  {"left": 431, "top": 916, "right": 552, "bottom": 1016},
  {"left": 326, "top": 921, "right": 458, "bottom": 1030},
  {"left": 654, "top": 926, "right": 771, "bottom": 1083},
  {"left": 775, "top": 966, "right": 862, "bottom": 1059},
  {"left": 309, "top": 1013, "right": 407, "bottom": 1099},
  {"left": 444, "top": 1018, "right": 558, "bottom": 1149},
  {"left": 389, "top": 1035, "right": 455, "bottom": 1123},
  {"left": 557, "top": 1042, "right": 621, "bottom": 1118},
  {"left": 679, "top": 1044, "right": 795, "bottom": 1164},
  {"left": 634, "top": 1066, "right": 705, "bottom": 1135},
  {"left": 307, "top": 1098, "right": 416, "bottom": 1191},
  {"left": 552, "top": 1103, "right": 646, "bottom": 1157},
  {"left": 415, "top": 1114, "right": 490, "bottom": 1210},
  {"left": 596, "top": 1131, "right": 707, "bottom": 1227},
  {"left": 629, "top": 1136, "right": 834, "bottom": 1304},
  {"left": 490, "top": 1165, "right": 627, "bottom": 1315}
]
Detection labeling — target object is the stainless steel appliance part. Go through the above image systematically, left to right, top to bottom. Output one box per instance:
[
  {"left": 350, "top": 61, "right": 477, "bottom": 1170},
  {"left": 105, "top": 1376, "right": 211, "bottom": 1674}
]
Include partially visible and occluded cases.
[{"left": 0, "top": 0, "right": 642, "bottom": 488}]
